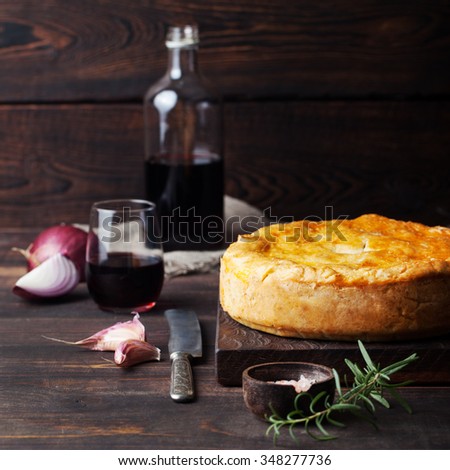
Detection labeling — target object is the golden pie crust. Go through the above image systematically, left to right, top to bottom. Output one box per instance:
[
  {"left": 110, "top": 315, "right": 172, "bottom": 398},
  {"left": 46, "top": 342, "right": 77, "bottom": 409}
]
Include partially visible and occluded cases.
[{"left": 219, "top": 214, "right": 450, "bottom": 341}]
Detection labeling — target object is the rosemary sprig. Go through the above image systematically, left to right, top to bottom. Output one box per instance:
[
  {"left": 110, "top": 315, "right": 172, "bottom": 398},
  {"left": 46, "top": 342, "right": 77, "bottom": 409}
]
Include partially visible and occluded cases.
[{"left": 266, "top": 340, "right": 418, "bottom": 444}]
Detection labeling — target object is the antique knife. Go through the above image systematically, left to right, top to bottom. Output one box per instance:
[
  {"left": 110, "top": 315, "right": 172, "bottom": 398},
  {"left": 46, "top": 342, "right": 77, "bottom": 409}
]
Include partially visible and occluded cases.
[{"left": 165, "top": 309, "right": 202, "bottom": 402}]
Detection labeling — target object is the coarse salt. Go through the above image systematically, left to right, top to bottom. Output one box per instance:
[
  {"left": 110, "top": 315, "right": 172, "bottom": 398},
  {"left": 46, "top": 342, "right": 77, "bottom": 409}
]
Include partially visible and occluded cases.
[{"left": 274, "top": 374, "right": 315, "bottom": 393}]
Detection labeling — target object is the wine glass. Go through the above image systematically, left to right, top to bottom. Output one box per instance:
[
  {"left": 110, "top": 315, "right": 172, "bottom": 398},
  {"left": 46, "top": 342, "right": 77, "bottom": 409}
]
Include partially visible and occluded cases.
[{"left": 86, "top": 199, "right": 164, "bottom": 312}]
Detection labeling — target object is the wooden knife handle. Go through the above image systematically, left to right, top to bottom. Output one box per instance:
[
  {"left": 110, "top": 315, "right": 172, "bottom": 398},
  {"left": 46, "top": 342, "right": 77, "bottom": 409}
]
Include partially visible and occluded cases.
[{"left": 170, "top": 351, "right": 194, "bottom": 402}]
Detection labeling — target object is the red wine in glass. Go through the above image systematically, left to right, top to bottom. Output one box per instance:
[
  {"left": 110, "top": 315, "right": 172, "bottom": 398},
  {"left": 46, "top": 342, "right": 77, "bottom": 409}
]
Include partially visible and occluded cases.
[{"left": 86, "top": 252, "right": 164, "bottom": 312}]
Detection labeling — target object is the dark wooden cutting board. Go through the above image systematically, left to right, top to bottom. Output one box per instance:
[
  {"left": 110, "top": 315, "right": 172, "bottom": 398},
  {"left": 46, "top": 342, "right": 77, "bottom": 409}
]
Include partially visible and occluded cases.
[{"left": 215, "top": 306, "right": 450, "bottom": 386}]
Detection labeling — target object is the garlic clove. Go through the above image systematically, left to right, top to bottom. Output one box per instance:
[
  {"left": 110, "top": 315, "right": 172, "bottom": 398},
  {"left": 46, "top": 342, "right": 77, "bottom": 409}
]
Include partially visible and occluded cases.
[
  {"left": 44, "top": 312, "right": 146, "bottom": 351},
  {"left": 75, "top": 313, "right": 146, "bottom": 351},
  {"left": 114, "top": 339, "right": 161, "bottom": 368}
]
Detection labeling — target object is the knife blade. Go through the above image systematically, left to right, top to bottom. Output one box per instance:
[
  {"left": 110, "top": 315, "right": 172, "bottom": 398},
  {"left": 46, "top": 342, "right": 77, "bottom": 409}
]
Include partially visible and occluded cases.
[{"left": 165, "top": 309, "right": 202, "bottom": 402}]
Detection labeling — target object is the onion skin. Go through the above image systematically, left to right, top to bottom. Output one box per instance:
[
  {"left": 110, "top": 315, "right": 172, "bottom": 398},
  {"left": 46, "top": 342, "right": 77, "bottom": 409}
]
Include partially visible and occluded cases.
[{"left": 13, "top": 225, "right": 87, "bottom": 282}]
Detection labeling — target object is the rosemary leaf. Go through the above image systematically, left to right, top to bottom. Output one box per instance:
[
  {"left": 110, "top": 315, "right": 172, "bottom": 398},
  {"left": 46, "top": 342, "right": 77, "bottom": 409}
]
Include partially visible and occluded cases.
[
  {"left": 357, "top": 340, "right": 376, "bottom": 371},
  {"left": 265, "top": 341, "right": 418, "bottom": 445},
  {"left": 380, "top": 354, "right": 419, "bottom": 376},
  {"left": 344, "top": 358, "right": 364, "bottom": 379},
  {"left": 333, "top": 368, "right": 342, "bottom": 397},
  {"left": 387, "top": 387, "right": 413, "bottom": 414},
  {"left": 309, "top": 390, "right": 327, "bottom": 413},
  {"left": 370, "top": 391, "right": 391, "bottom": 408},
  {"left": 359, "top": 394, "right": 376, "bottom": 413},
  {"left": 329, "top": 403, "right": 361, "bottom": 412},
  {"left": 326, "top": 412, "right": 346, "bottom": 428},
  {"left": 315, "top": 415, "right": 330, "bottom": 437},
  {"left": 288, "top": 424, "right": 299, "bottom": 443}
]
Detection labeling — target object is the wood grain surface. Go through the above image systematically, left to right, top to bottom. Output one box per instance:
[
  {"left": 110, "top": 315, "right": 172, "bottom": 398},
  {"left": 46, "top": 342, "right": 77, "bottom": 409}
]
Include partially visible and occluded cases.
[
  {"left": 1, "top": 0, "right": 449, "bottom": 451},
  {"left": 0, "top": 1, "right": 448, "bottom": 101},
  {"left": 0, "top": 1, "right": 449, "bottom": 230},
  {"left": 225, "top": 100, "right": 450, "bottom": 225},
  {"left": 0, "top": 101, "right": 449, "bottom": 228},
  {"left": 1, "top": 230, "right": 450, "bottom": 449},
  {"left": 216, "top": 307, "right": 450, "bottom": 386}
]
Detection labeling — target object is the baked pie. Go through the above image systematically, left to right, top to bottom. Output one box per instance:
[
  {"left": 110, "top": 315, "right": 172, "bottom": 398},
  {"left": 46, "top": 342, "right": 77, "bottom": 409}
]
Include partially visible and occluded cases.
[{"left": 219, "top": 214, "right": 450, "bottom": 341}]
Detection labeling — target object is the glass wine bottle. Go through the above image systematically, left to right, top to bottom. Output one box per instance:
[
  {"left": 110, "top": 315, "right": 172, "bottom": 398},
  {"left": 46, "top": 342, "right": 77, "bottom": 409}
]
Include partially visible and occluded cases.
[{"left": 144, "top": 25, "right": 224, "bottom": 251}]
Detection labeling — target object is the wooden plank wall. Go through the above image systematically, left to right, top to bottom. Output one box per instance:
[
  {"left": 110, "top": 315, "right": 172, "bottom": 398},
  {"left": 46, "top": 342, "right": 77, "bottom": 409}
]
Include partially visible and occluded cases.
[{"left": 0, "top": 0, "right": 449, "bottom": 228}]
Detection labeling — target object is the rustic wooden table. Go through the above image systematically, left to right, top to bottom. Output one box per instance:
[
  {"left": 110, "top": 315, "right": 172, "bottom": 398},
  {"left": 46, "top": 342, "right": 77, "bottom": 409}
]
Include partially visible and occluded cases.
[{"left": 1, "top": 229, "right": 449, "bottom": 450}]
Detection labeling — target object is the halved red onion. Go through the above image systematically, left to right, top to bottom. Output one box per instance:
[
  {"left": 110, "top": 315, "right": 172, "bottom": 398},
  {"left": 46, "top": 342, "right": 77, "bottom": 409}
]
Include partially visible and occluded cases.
[
  {"left": 13, "top": 224, "right": 87, "bottom": 281},
  {"left": 13, "top": 253, "right": 80, "bottom": 299}
]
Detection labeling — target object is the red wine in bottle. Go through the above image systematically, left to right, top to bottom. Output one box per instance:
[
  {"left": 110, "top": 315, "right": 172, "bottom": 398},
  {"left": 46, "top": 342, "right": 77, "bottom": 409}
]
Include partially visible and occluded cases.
[
  {"left": 144, "top": 25, "right": 224, "bottom": 251},
  {"left": 145, "top": 156, "right": 224, "bottom": 250}
]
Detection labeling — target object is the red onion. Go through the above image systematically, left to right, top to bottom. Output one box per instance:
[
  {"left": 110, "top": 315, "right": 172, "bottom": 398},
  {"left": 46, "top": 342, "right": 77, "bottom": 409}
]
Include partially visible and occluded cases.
[
  {"left": 13, "top": 224, "right": 87, "bottom": 282},
  {"left": 13, "top": 253, "right": 80, "bottom": 299}
]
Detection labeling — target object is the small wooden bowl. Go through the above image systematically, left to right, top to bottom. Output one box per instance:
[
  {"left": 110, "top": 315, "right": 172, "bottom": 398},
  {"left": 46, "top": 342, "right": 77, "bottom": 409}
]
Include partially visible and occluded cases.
[{"left": 242, "top": 362, "right": 335, "bottom": 420}]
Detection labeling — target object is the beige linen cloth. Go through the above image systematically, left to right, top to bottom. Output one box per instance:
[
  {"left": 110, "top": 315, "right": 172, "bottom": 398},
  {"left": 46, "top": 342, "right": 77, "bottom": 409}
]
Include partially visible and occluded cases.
[{"left": 164, "top": 196, "right": 264, "bottom": 277}]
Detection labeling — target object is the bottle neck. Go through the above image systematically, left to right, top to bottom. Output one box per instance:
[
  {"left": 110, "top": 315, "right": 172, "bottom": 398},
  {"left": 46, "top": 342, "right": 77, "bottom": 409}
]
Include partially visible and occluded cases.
[{"left": 166, "top": 46, "right": 199, "bottom": 80}]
